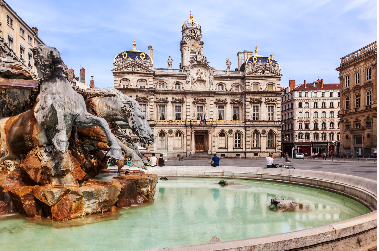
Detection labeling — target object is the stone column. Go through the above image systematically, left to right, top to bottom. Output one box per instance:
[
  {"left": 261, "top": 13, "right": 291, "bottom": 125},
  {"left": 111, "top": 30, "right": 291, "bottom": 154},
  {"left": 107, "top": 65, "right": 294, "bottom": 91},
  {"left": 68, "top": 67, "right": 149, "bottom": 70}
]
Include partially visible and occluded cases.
[
  {"left": 191, "top": 129, "right": 195, "bottom": 155},
  {"left": 208, "top": 130, "right": 212, "bottom": 154}
]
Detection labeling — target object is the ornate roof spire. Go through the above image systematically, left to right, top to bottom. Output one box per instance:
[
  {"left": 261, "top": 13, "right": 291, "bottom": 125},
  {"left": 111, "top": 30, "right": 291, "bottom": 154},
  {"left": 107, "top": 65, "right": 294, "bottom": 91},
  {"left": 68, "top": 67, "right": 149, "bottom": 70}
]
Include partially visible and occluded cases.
[
  {"left": 190, "top": 10, "right": 193, "bottom": 19},
  {"left": 130, "top": 40, "right": 140, "bottom": 52}
]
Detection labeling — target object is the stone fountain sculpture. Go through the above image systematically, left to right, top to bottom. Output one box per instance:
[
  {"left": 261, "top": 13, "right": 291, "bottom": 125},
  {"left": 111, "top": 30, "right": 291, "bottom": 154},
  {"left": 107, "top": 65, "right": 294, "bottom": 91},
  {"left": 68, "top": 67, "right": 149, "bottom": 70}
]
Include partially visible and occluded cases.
[{"left": 0, "top": 45, "right": 157, "bottom": 220}]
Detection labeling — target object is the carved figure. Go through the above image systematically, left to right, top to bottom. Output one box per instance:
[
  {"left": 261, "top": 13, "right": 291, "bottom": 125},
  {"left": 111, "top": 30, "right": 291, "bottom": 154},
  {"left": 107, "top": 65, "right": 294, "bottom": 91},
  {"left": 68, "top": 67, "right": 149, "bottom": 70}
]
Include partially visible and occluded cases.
[
  {"left": 167, "top": 56, "right": 173, "bottom": 69},
  {"left": 226, "top": 58, "right": 231, "bottom": 71}
]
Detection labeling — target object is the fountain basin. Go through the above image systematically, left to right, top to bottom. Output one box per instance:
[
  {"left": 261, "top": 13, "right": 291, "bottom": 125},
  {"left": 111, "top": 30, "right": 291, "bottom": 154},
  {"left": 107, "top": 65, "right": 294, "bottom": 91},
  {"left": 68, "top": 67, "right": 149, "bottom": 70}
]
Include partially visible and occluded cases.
[{"left": 145, "top": 166, "right": 377, "bottom": 251}]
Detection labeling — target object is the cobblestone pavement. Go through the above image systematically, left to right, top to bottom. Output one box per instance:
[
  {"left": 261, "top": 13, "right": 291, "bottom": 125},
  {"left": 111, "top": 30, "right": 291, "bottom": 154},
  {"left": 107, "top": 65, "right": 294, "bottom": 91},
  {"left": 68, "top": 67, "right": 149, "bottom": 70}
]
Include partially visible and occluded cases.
[{"left": 161, "top": 157, "right": 377, "bottom": 180}]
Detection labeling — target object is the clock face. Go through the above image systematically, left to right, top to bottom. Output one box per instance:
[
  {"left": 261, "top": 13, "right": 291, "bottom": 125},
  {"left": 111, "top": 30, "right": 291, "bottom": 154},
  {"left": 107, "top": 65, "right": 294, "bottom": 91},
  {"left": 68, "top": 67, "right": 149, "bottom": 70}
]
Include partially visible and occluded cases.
[{"left": 188, "top": 40, "right": 199, "bottom": 51}]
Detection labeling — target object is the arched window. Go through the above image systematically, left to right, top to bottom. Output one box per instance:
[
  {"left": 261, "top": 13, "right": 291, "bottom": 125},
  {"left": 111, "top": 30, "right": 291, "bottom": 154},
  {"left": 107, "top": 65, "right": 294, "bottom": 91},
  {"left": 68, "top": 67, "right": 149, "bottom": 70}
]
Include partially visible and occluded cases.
[
  {"left": 120, "top": 78, "right": 130, "bottom": 88},
  {"left": 138, "top": 79, "right": 147, "bottom": 88},
  {"left": 175, "top": 83, "right": 181, "bottom": 90},
  {"left": 217, "top": 84, "right": 224, "bottom": 91},
  {"left": 313, "top": 111, "right": 318, "bottom": 118},
  {"left": 322, "top": 111, "right": 326, "bottom": 118},
  {"left": 330, "top": 111, "right": 334, "bottom": 118},
  {"left": 298, "top": 112, "right": 302, "bottom": 119},
  {"left": 305, "top": 112, "right": 309, "bottom": 118},
  {"left": 314, "top": 122, "right": 318, "bottom": 130},
  {"left": 322, "top": 122, "right": 326, "bottom": 130},
  {"left": 330, "top": 122, "right": 334, "bottom": 129},
  {"left": 158, "top": 132, "right": 166, "bottom": 149},
  {"left": 174, "top": 132, "right": 182, "bottom": 148},
  {"left": 218, "top": 132, "right": 226, "bottom": 148},
  {"left": 234, "top": 132, "right": 241, "bottom": 148},
  {"left": 252, "top": 132, "right": 259, "bottom": 148},
  {"left": 267, "top": 132, "right": 275, "bottom": 148}
]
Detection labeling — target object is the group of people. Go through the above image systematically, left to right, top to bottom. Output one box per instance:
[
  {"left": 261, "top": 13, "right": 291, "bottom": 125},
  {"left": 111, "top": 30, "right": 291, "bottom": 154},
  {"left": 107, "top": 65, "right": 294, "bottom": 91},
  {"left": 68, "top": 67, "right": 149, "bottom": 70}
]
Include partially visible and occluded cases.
[
  {"left": 145, "top": 153, "right": 165, "bottom": 167},
  {"left": 266, "top": 153, "right": 277, "bottom": 168}
]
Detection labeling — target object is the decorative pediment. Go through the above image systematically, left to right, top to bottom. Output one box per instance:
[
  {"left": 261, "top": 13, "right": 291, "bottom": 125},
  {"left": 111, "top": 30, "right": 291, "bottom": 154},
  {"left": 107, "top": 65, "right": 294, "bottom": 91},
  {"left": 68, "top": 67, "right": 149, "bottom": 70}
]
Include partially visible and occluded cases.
[
  {"left": 112, "top": 58, "right": 154, "bottom": 73},
  {"left": 245, "top": 60, "right": 281, "bottom": 76},
  {"left": 363, "top": 81, "right": 373, "bottom": 89},
  {"left": 352, "top": 85, "right": 362, "bottom": 91},
  {"left": 342, "top": 88, "right": 350, "bottom": 95},
  {"left": 135, "top": 95, "right": 149, "bottom": 102},
  {"left": 155, "top": 97, "right": 169, "bottom": 103},
  {"left": 172, "top": 97, "right": 185, "bottom": 103},
  {"left": 193, "top": 97, "right": 206, "bottom": 104},
  {"left": 249, "top": 97, "right": 262, "bottom": 104},
  {"left": 264, "top": 97, "right": 277, "bottom": 103},
  {"left": 214, "top": 98, "right": 228, "bottom": 104},
  {"left": 230, "top": 98, "right": 243, "bottom": 104}
]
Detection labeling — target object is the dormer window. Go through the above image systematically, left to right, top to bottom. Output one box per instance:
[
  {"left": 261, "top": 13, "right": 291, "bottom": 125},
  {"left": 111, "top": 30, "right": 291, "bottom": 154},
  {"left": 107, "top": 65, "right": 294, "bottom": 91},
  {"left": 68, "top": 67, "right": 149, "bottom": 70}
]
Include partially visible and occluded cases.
[{"left": 175, "top": 83, "right": 181, "bottom": 90}]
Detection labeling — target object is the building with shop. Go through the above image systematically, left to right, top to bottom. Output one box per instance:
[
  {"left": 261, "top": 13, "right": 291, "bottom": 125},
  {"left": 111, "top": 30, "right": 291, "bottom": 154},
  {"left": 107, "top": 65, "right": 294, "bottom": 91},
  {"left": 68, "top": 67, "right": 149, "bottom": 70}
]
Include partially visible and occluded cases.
[
  {"left": 0, "top": 0, "right": 43, "bottom": 72},
  {"left": 113, "top": 14, "right": 282, "bottom": 158},
  {"left": 336, "top": 41, "right": 377, "bottom": 157},
  {"left": 281, "top": 79, "right": 340, "bottom": 157}
]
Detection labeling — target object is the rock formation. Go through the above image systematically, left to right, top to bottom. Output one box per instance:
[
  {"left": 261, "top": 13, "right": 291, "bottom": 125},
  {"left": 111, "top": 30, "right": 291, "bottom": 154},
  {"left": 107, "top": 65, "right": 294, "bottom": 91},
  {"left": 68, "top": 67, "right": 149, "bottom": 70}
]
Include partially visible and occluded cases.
[{"left": 0, "top": 45, "right": 157, "bottom": 220}]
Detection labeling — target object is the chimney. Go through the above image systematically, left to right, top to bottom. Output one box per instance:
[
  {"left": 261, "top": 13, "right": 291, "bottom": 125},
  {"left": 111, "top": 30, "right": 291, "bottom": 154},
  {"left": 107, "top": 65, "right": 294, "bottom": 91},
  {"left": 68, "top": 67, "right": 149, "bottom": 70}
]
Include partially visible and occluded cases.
[
  {"left": 31, "top": 27, "right": 38, "bottom": 37},
  {"left": 148, "top": 46, "right": 153, "bottom": 64},
  {"left": 243, "top": 50, "right": 248, "bottom": 63},
  {"left": 237, "top": 52, "right": 243, "bottom": 70},
  {"left": 80, "top": 67, "right": 85, "bottom": 83},
  {"left": 67, "top": 69, "right": 74, "bottom": 82},
  {"left": 90, "top": 76, "right": 94, "bottom": 88},
  {"left": 321, "top": 79, "right": 324, "bottom": 88},
  {"left": 289, "top": 80, "right": 295, "bottom": 91},
  {"left": 304, "top": 80, "right": 306, "bottom": 88}
]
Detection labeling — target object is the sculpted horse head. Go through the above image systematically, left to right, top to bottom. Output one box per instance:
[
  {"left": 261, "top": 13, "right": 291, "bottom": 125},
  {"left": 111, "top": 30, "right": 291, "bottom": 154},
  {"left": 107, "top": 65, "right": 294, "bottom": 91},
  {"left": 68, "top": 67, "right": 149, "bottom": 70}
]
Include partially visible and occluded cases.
[{"left": 84, "top": 88, "right": 155, "bottom": 145}]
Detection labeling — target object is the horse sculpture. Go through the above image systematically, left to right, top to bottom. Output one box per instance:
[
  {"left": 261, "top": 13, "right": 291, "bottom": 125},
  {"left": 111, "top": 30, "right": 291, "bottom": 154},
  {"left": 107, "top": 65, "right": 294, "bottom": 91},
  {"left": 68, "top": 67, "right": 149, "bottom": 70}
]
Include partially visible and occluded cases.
[
  {"left": 0, "top": 45, "right": 123, "bottom": 163},
  {"left": 84, "top": 87, "right": 155, "bottom": 168}
]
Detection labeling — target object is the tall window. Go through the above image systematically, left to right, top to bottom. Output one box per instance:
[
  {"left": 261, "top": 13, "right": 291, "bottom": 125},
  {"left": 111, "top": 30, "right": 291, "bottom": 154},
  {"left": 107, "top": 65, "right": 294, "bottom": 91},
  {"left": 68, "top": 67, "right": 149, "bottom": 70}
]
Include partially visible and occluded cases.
[
  {"left": 7, "top": 15, "right": 13, "bottom": 28},
  {"left": 19, "top": 27, "right": 25, "bottom": 38},
  {"left": 7, "top": 35, "right": 13, "bottom": 50},
  {"left": 28, "top": 35, "right": 32, "bottom": 45},
  {"left": 20, "top": 45, "right": 24, "bottom": 60},
  {"left": 28, "top": 52, "right": 32, "bottom": 67},
  {"left": 366, "top": 68, "right": 371, "bottom": 80},
  {"left": 355, "top": 72, "right": 360, "bottom": 84},
  {"left": 345, "top": 76, "right": 349, "bottom": 87},
  {"left": 121, "top": 78, "right": 130, "bottom": 88},
  {"left": 139, "top": 80, "right": 146, "bottom": 88},
  {"left": 175, "top": 83, "right": 181, "bottom": 90},
  {"left": 218, "top": 84, "right": 224, "bottom": 91},
  {"left": 267, "top": 84, "right": 273, "bottom": 91},
  {"left": 366, "top": 91, "right": 371, "bottom": 105},
  {"left": 298, "top": 92, "right": 302, "bottom": 97},
  {"left": 304, "top": 92, "right": 308, "bottom": 97},
  {"left": 313, "top": 92, "right": 317, "bottom": 97},
  {"left": 322, "top": 92, "right": 325, "bottom": 97},
  {"left": 330, "top": 92, "right": 333, "bottom": 97},
  {"left": 355, "top": 93, "right": 360, "bottom": 108},
  {"left": 345, "top": 96, "right": 350, "bottom": 109},
  {"left": 298, "top": 102, "right": 302, "bottom": 108},
  {"left": 304, "top": 102, "right": 309, "bottom": 108},
  {"left": 314, "top": 102, "right": 318, "bottom": 108},
  {"left": 321, "top": 102, "right": 326, "bottom": 108},
  {"left": 330, "top": 102, "right": 334, "bottom": 108},
  {"left": 338, "top": 102, "right": 340, "bottom": 107},
  {"left": 140, "top": 104, "right": 146, "bottom": 117},
  {"left": 158, "top": 105, "right": 166, "bottom": 120},
  {"left": 175, "top": 105, "right": 182, "bottom": 120},
  {"left": 252, "top": 105, "right": 259, "bottom": 120},
  {"left": 197, "top": 106, "right": 204, "bottom": 120},
  {"left": 218, "top": 106, "right": 225, "bottom": 120},
  {"left": 268, "top": 106, "right": 274, "bottom": 121},
  {"left": 232, "top": 107, "right": 240, "bottom": 120},
  {"left": 313, "top": 111, "right": 318, "bottom": 118},
  {"left": 322, "top": 111, "right": 326, "bottom": 118},
  {"left": 330, "top": 111, "right": 334, "bottom": 118},
  {"left": 298, "top": 112, "right": 302, "bottom": 119},
  {"left": 304, "top": 112, "right": 309, "bottom": 118},
  {"left": 314, "top": 122, "right": 318, "bottom": 130},
  {"left": 322, "top": 122, "right": 326, "bottom": 130},
  {"left": 330, "top": 122, "right": 334, "bottom": 129},
  {"left": 338, "top": 122, "right": 340, "bottom": 129},
  {"left": 298, "top": 123, "right": 302, "bottom": 129},
  {"left": 158, "top": 132, "right": 166, "bottom": 149},
  {"left": 174, "top": 132, "right": 182, "bottom": 148},
  {"left": 218, "top": 132, "right": 226, "bottom": 148},
  {"left": 252, "top": 132, "right": 259, "bottom": 148},
  {"left": 267, "top": 132, "right": 274, "bottom": 148},
  {"left": 234, "top": 133, "right": 241, "bottom": 148},
  {"left": 298, "top": 133, "right": 303, "bottom": 139},
  {"left": 305, "top": 133, "right": 310, "bottom": 140},
  {"left": 314, "top": 133, "right": 319, "bottom": 140},
  {"left": 321, "top": 133, "right": 327, "bottom": 141},
  {"left": 337, "top": 133, "right": 340, "bottom": 141}
]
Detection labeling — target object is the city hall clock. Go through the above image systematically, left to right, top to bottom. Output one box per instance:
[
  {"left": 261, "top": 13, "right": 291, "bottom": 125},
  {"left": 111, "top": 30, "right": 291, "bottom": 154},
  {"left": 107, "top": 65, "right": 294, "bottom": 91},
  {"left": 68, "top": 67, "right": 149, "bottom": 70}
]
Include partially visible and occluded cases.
[{"left": 188, "top": 40, "right": 199, "bottom": 51}]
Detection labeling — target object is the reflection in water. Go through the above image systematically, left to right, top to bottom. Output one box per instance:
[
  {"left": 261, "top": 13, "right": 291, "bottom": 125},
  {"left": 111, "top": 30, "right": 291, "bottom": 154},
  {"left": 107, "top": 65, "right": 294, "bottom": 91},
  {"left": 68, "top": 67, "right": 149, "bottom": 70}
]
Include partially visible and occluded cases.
[{"left": 0, "top": 178, "right": 370, "bottom": 250}]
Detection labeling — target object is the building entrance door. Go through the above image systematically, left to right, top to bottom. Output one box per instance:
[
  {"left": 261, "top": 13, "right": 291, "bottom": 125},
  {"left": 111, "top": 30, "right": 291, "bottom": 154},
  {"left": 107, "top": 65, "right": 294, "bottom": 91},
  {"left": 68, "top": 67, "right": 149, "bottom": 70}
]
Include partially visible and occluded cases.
[{"left": 195, "top": 135, "right": 205, "bottom": 151}]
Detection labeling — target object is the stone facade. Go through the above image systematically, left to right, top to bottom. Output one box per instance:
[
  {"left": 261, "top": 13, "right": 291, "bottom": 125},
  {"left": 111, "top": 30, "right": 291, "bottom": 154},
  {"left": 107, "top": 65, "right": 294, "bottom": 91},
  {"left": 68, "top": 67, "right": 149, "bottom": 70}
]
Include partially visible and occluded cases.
[
  {"left": 0, "top": 0, "right": 43, "bottom": 72},
  {"left": 113, "top": 14, "right": 282, "bottom": 158},
  {"left": 336, "top": 41, "right": 377, "bottom": 157},
  {"left": 281, "top": 80, "right": 340, "bottom": 157}
]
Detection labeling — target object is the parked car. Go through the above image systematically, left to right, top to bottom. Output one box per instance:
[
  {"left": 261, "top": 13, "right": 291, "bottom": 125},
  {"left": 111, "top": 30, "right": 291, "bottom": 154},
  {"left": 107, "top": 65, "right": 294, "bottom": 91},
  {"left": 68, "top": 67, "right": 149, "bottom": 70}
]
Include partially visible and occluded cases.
[{"left": 295, "top": 153, "right": 304, "bottom": 159}]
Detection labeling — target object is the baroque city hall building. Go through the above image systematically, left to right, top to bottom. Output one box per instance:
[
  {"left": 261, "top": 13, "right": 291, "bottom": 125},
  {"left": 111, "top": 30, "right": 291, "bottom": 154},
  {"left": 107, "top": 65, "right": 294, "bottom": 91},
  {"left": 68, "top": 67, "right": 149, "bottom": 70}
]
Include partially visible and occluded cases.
[
  {"left": 113, "top": 15, "right": 282, "bottom": 158},
  {"left": 336, "top": 41, "right": 377, "bottom": 157}
]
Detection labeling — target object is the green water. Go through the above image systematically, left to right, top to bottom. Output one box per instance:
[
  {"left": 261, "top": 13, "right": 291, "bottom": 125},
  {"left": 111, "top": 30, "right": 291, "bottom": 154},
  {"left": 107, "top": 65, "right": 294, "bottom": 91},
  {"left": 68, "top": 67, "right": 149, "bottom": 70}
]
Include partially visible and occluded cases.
[{"left": 0, "top": 178, "right": 370, "bottom": 251}]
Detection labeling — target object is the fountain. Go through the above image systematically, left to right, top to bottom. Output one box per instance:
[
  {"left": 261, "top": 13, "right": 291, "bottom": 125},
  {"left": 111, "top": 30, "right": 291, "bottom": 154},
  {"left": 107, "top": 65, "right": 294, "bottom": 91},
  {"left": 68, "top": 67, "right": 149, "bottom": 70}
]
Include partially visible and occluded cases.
[{"left": 0, "top": 44, "right": 157, "bottom": 220}]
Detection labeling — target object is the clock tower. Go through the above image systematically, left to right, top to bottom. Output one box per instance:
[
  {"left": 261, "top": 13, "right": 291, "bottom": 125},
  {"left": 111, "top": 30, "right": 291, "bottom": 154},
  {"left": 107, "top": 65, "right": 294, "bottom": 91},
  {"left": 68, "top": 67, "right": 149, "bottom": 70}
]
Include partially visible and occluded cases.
[{"left": 180, "top": 13, "right": 203, "bottom": 68}]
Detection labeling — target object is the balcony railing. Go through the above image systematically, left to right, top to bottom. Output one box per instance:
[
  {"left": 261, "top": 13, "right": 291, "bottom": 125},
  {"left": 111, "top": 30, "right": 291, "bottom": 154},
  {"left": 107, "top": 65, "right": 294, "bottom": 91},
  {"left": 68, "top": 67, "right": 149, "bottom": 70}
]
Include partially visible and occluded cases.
[
  {"left": 340, "top": 41, "right": 377, "bottom": 67},
  {"left": 154, "top": 119, "right": 245, "bottom": 125}
]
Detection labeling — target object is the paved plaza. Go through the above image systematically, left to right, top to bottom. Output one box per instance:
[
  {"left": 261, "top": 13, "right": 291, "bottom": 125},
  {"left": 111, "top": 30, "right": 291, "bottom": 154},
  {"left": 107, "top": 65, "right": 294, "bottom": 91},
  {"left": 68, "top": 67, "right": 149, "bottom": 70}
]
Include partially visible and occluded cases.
[{"left": 158, "top": 157, "right": 378, "bottom": 180}]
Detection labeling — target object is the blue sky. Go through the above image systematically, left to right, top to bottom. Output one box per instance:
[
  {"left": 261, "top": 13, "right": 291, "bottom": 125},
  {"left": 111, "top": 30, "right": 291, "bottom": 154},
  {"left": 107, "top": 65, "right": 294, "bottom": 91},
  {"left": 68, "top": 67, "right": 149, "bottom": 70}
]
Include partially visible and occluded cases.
[{"left": 9, "top": 0, "right": 377, "bottom": 88}]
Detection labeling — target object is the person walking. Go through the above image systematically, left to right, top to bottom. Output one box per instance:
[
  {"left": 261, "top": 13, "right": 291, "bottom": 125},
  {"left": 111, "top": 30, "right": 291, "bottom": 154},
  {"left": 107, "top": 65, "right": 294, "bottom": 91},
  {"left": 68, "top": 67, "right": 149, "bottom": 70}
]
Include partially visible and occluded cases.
[
  {"left": 150, "top": 153, "right": 157, "bottom": 167},
  {"left": 158, "top": 154, "right": 165, "bottom": 166},
  {"left": 211, "top": 154, "right": 220, "bottom": 167}
]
